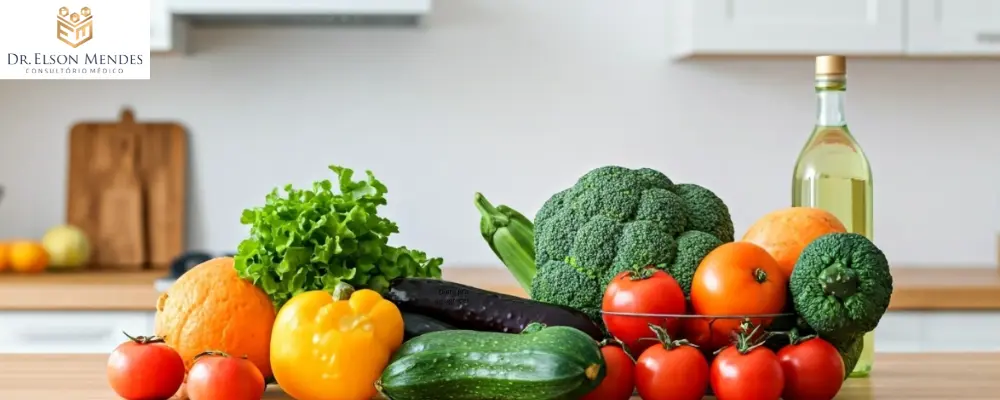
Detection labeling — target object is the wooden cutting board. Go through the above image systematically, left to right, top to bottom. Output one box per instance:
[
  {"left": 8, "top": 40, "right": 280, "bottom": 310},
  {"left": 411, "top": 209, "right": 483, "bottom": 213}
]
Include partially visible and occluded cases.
[{"left": 66, "top": 108, "right": 187, "bottom": 269}]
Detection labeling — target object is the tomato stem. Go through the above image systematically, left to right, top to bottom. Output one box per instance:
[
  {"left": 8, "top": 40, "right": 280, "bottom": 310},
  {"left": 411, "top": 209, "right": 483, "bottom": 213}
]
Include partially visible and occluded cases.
[
  {"left": 625, "top": 264, "right": 657, "bottom": 281},
  {"left": 752, "top": 268, "right": 768, "bottom": 284},
  {"left": 731, "top": 319, "right": 772, "bottom": 355},
  {"left": 642, "top": 323, "right": 696, "bottom": 350},
  {"left": 776, "top": 327, "right": 817, "bottom": 346},
  {"left": 122, "top": 331, "right": 166, "bottom": 345},
  {"left": 599, "top": 337, "right": 638, "bottom": 363},
  {"left": 193, "top": 350, "right": 232, "bottom": 361}
]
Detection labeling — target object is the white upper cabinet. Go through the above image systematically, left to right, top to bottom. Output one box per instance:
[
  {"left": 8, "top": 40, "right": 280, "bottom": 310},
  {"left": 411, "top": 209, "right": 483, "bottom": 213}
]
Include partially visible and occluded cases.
[
  {"left": 151, "top": 0, "right": 187, "bottom": 53},
  {"left": 672, "top": 0, "right": 905, "bottom": 58},
  {"left": 907, "top": 0, "right": 1000, "bottom": 55}
]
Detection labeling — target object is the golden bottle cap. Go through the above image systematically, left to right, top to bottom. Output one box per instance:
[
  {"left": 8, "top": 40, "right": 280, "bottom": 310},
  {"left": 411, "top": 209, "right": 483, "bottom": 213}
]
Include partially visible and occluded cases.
[{"left": 815, "top": 55, "right": 846, "bottom": 76}]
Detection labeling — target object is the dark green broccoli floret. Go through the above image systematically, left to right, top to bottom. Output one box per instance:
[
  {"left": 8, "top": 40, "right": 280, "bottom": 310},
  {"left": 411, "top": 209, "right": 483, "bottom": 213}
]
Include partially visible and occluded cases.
[
  {"left": 529, "top": 165, "right": 735, "bottom": 326},
  {"left": 673, "top": 183, "right": 735, "bottom": 242},
  {"left": 667, "top": 230, "right": 723, "bottom": 296},
  {"left": 790, "top": 232, "right": 893, "bottom": 339},
  {"left": 530, "top": 259, "right": 603, "bottom": 322}
]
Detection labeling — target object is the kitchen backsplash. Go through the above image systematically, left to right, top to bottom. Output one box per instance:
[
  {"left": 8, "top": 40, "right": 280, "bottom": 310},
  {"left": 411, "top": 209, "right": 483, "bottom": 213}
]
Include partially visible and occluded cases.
[{"left": 0, "top": 0, "right": 997, "bottom": 267}]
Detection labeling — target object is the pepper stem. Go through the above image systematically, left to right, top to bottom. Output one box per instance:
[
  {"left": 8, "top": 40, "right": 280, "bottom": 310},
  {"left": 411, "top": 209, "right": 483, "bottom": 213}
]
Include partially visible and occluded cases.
[
  {"left": 474, "top": 192, "right": 509, "bottom": 228},
  {"left": 818, "top": 262, "right": 859, "bottom": 299},
  {"left": 332, "top": 281, "right": 356, "bottom": 301}
]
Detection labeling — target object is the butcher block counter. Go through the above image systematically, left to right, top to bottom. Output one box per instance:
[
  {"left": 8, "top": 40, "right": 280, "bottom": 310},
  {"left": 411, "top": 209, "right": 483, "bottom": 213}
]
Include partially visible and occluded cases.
[{"left": 0, "top": 353, "right": 996, "bottom": 399}]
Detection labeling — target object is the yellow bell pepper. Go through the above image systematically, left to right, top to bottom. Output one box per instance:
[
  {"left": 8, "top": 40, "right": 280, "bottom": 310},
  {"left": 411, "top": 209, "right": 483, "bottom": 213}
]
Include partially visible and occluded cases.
[{"left": 270, "top": 284, "right": 404, "bottom": 400}]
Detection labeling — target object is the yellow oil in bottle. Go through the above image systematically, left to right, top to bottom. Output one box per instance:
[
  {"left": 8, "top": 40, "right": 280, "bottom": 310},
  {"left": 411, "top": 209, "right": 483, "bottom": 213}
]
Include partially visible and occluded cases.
[{"left": 792, "top": 55, "right": 875, "bottom": 377}]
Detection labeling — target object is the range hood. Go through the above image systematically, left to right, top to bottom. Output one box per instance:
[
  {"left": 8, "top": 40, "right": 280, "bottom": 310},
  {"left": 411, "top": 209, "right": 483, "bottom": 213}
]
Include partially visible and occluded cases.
[{"left": 169, "top": 0, "right": 431, "bottom": 26}]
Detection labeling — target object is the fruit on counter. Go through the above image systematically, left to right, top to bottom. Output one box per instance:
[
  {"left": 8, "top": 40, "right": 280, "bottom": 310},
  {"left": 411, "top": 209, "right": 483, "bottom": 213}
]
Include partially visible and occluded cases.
[
  {"left": 234, "top": 164, "right": 443, "bottom": 309},
  {"left": 530, "top": 166, "right": 733, "bottom": 323},
  {"left": 474, "top": 192, "right": 537, "bottom": 294},
  {"left": 741, "top": 207, "right": 847, "bottom": 280},
  {"left": 41, "top": 224, "right": 90, "bottom": 269},
  {"left": 789, "top": 232, "right": 893, "bottom": 339},
  {"left": 6, "top": 240, "right": 49, "bottom": 273},
  {"left": 689, "top": 241, "right": 787, "bottom": 351},
  {"left": 0, "top": 242, "right": 9, "bottom": 272},
  {"left": 154, "top": 257, "right": 276, "bottom": 378},
  {"left": 601, "top": 266, "right": 686, "bottom": 353},
  {"left": 384, "top": 277, "right": 604, "bottom": 340},
  {"left": 270, "top": 283, "right": 404, "bottom": 400},
  {"left": 402, "top": 311, "right": 456, "bottom": 340},
  {"left": 710, "top": 323, "right": 785, "bottom": 400},
  {"left": 377, "top": 324, "right": 606, "bottom": 400},
  {"left": 634, "top": 325, "right": 709, "bottom": 400},
  {"left": 775, "top": 330, "right": 845, "bottom": 400},
  {"left": 106, "top": 332, "right": 185, "bottom": 400},
  {"left": 581, "top": 340, "right": 635, "bottom": 400},
  {"left": 186, "top": 351, "right": 266, "bottom": 400}
]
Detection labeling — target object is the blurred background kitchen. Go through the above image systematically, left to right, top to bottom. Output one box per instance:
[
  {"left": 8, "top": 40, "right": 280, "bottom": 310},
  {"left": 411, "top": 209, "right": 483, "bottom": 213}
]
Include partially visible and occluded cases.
[{"left": 0, "top": 0, "right": 997, "bottom": 355}]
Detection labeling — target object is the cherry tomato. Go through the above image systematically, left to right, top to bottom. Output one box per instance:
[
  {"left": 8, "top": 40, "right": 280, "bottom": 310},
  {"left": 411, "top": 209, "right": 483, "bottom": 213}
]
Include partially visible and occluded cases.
[
  {"left": 690, "top": 242, "right": 787, "bottom": 349},
  {"left": 602, "top": 267, "right": 686, "bottom": 353},
  {"left": 679, "top": 301, "right": 732, "bottom": 352},
  {"left": 634, "top": 327, "right": 709, "bottom": 400},
  {"left": 106, "top": 332, "right": 185, "bottom": 400},
  {"left": 778, "top": 335, "right": 845, "bottom": 400},
  {"left": 581, "top": 342, "right": 635, "bottom": 400},
  {"left": 710, "top": 345, "right": 784, "bottom": 400},
  {"left": 186, "top": 351, "right": 266, "bottom": 400}
]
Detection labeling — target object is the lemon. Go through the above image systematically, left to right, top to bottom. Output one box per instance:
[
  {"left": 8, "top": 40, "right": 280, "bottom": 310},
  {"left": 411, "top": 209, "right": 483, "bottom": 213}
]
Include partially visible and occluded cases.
[{"left": 42, "top": 224, "right": 91, "bottom": 269}]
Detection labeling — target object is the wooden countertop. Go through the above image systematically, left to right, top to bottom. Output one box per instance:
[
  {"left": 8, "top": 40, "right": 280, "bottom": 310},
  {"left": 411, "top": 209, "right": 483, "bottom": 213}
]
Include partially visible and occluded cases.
[
  {"left": 0, "top": 266, "right": 998, "bottom": 311},
  {"left": 0, "top": 353, "right": 997, "bottom": 399}
]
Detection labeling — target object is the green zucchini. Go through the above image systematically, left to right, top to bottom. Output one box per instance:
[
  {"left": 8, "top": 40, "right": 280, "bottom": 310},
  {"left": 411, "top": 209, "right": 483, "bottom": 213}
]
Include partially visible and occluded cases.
[{"left": 377, "top": 325, "right": 605, "bottom": 400}]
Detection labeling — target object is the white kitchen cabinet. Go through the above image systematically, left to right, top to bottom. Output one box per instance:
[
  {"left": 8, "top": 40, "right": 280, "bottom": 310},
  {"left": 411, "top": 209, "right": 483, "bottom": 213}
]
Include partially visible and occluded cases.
[
  {"left": 151, "top": 0, "right": 187, "bottom": 53},
  {"left": 672, "top": 0, "right": 906, "bottom": 58},
  {"left": 907, "top": 0, "right": 1000, "bottom": 56},
  {"left": 0, "top": 311, "right": 155, "bottom": 354}
]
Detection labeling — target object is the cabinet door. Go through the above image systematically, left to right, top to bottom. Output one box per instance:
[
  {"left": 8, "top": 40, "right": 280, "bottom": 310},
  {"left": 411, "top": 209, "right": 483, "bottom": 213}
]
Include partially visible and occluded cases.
[
  {"left": 672, "top": 0, "right": 905, "bottom": 58},
  {"left": 907, "top": 0, "right": 1000, "bottom": 55},
  {"left": 0, "top": 311, "right": 155, "bottom": 354}
]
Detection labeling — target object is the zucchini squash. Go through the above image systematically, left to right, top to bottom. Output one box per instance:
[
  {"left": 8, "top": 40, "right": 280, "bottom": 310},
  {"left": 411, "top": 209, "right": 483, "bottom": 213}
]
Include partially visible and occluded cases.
[{"left": 377, "top": 325, "right": 605, "bottom": 400}]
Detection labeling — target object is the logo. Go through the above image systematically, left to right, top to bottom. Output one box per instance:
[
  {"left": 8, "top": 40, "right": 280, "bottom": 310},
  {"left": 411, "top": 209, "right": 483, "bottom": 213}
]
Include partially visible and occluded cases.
[{"left": 56, "top": 6, "right": 93, "bottom": 48}]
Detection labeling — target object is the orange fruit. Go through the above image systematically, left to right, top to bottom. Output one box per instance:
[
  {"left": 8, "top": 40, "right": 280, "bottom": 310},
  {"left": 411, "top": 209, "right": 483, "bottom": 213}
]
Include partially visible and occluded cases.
[
  {"left": 741, "top": 207, "right": 847, "bottom": 280},
  {"left": 7, "top": 241, "right": 49, "bottom": 273},
  {"left": 0, "top": 242, "right": 10, "bottom": 272},
  {"left": 155, "top": 257, "right": 276, "bottom": 379}
]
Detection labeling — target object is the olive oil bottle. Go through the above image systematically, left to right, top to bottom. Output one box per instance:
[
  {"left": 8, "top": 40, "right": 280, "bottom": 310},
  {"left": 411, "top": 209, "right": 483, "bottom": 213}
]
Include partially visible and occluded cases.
[{"left": 792, "top": 55, "right": 875, "bottom": 377}]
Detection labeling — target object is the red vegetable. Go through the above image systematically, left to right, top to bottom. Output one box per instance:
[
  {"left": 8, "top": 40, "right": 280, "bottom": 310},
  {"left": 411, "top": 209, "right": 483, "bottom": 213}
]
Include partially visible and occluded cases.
[
  {"left": 602, "top": 266, "right": 686, "bottom": 353},
  {"left": 710, "top": 322, "right": 784, "bottom": 400},
  {"left": 635, "top": 324, "right": 709, "bottom": 400},
  {"left": 777, "top": 330, "right": 845, "bottom": 400},
  {"left": 106, "top": 332, "right": 185, "bottom": 400},
  {"left": 581, "top": 340, "right": 635, "bottom": 400},
  {"left": 186, "top": 351, "right": 266, "bottom": 400}
]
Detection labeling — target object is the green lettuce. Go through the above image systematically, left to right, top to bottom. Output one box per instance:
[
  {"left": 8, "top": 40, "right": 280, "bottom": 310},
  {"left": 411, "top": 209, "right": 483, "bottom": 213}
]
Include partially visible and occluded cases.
[{"left": 234, "top": 165, "right": 443, "bottom": 309}]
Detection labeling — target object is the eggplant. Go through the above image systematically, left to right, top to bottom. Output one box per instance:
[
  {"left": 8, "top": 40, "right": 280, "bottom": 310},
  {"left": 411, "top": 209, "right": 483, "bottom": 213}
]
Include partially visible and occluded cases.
[
  {"left": 385, "top": 278, "right": 604, "bottom": 341},
  {"left": 402, "top": 312, "right": 456, "bottom": 340}
]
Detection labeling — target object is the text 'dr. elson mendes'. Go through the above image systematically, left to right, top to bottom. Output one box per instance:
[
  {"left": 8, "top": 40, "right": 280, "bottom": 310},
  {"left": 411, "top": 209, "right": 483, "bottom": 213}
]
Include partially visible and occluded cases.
[{"left": 0, "top": 1, "right": 151, "bottom": 80}]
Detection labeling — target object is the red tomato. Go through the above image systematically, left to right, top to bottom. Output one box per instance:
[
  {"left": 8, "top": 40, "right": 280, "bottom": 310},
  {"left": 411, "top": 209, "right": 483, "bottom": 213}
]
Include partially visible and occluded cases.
[
  {"left": 690, "top": 242, "right": 787, "bottom": 349},
  {"left": 602, "top": 267, "right": 686, "bottom": 353},
  {"left": 679, "top": 301, "right": 732, "bottom": 352},
  {"left": 106, "top": 332, "right": 185, "bottom": 400},
  {"left": 778, "top": 336, "right": 845, "bottom": 400},
  {"left": 635, "top": 337, "right": 709, "bottom": 400},
  {"left": 581, "top": 343, "right": 635, "bottom": 400},
  {"left": 710, "top": 345, "right": 784, "bottom": 400},
  {"left": 186, "top": 351, "right": 266, "bottom": 400}
]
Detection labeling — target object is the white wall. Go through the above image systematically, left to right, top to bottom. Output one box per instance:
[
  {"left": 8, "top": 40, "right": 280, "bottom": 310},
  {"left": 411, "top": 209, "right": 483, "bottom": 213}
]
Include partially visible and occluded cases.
[{"left": 1, "top": 0, "right": 998, "bottom": 268}]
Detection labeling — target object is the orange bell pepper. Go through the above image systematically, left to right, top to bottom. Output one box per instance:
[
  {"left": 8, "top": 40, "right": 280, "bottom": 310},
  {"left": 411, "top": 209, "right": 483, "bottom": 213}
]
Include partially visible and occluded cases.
[{"left": 270, "top": 284, "right": 404, "bottom": 400}]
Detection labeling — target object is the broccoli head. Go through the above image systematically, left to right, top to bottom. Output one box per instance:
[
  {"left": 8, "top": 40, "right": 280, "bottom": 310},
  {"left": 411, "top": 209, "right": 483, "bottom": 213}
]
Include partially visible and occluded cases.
[
  {"left": 530, "top": 165, "right": 734, "bottom": 320},
  {"left": 790, "top": 232, "right": 894, "bottom": 339}
]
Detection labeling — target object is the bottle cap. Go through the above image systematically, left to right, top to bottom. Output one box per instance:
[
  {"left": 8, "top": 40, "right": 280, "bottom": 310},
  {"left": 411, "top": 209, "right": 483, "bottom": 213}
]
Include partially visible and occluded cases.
[{"left": 815, "top": 55, "right": 846, "bottom": 76}]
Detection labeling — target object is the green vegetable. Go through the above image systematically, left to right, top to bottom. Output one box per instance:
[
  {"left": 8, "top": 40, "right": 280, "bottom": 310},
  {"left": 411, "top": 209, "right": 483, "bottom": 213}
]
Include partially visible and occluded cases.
[
  {"left": 234, "top": 165, "right": 444, "bottom": 309},
  {"left": 530, "top": 166, "right": 733, "bottom": 317},
  {"left": 474, "top": 192, "right": 537, "bottom": 294},
  {"left": 790, "top": 232, "right": 893, "bottom": 339},
  {"left": 377, "top": 325, "right": 605, "bottom": 400},
  {"left": 837, "top": 336, "right": 865, "bottom": 380}
]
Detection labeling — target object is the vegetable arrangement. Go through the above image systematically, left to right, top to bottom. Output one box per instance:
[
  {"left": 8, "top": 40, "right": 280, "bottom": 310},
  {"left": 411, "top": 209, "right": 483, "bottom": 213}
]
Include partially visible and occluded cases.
[{"left": 111, "top": 163, "right": 895, "bottom": 400}]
